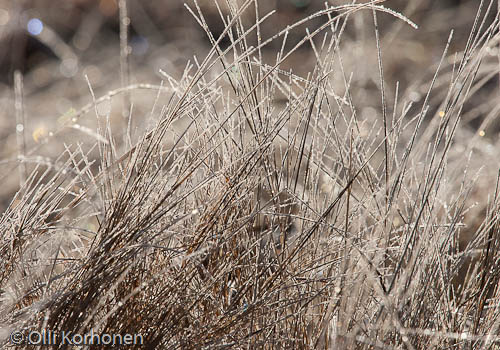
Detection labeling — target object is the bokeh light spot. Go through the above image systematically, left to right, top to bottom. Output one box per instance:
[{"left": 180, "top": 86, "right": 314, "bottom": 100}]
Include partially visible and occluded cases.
[
  {"left": 99, "top": 0, "right": 118, "bottom": 16},
  {"left": 27, "top": 18, "right": 43, "bottom": 36},
  {"left": 131, "top": 36, "right": 149, "bottom": 56},
  {"left": 60, "top": 57, "right": 79, "bottom": 78},
  {"left": 83, "top": 65, "right": 102, "bottom": 85},
  {"left": 97, "top": 100, "right": 111, "bottom": 117},
  {"left": 32, "top": 126, "right": 48, "bottom": 143}
]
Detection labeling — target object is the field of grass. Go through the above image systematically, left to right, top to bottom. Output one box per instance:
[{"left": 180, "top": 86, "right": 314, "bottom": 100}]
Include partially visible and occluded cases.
[{"left": 1, "top": 0, "right": 500, "bottom": 348}]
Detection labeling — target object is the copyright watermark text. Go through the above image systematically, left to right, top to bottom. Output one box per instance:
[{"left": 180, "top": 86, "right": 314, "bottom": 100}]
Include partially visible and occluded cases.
[{"left": 9, "top": 329, "right": 143, "bottom": 346}]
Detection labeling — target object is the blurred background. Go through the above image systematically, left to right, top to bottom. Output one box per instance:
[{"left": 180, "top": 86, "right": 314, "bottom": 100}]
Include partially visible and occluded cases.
[{"left": 0, "top": 0, "right": 497, "bottom": 214}]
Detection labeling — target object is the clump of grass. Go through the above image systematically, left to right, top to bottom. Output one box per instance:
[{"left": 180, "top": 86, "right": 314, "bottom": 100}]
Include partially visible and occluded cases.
[{"left": 1, "top": 0, "right": 500, "bottom": 349}]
